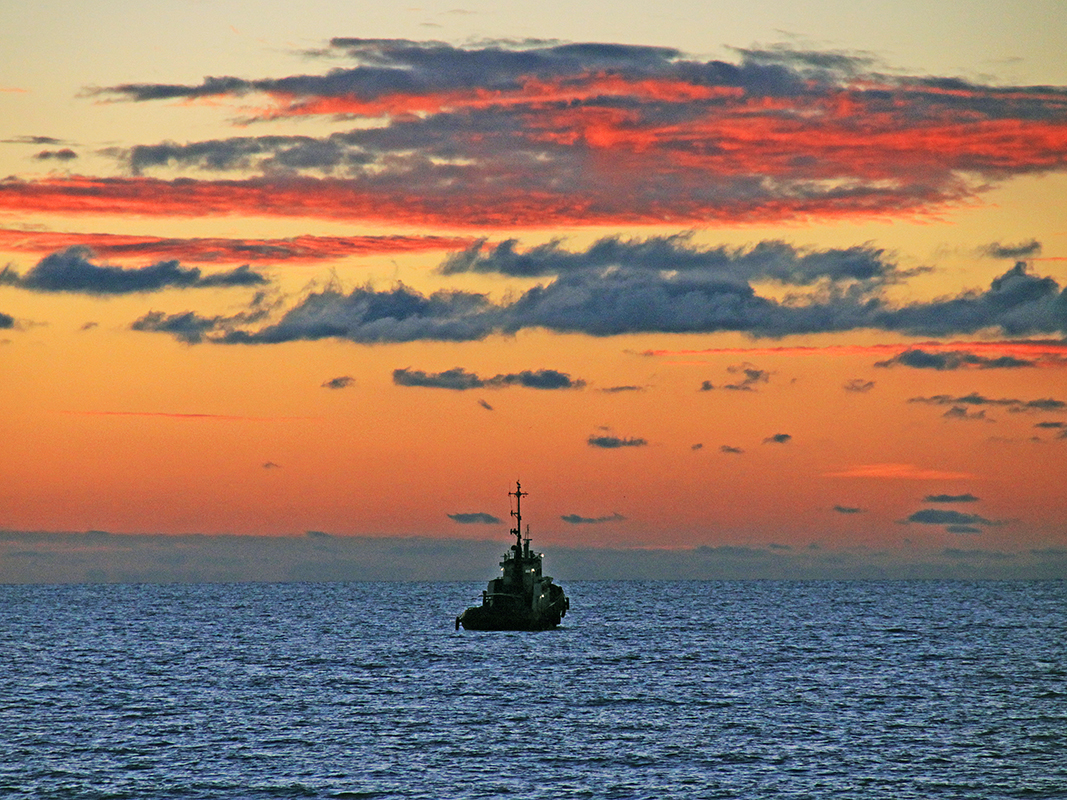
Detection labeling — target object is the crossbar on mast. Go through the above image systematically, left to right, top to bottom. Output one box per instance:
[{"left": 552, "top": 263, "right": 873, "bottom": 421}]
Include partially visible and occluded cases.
[{"left": 509, "top": 480, "right": 527, "bottom": 550}]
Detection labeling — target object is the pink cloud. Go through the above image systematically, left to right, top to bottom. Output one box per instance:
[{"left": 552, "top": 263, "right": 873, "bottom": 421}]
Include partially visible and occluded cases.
[
  {"left": 11, "top": 42, "right": 1064, "bottom": 229},
  {"left": 0, "top": 228, "right": 474, "bottom": 264},
  {"left": 823, "top": 463, "right": 977, "bottom": 480}
]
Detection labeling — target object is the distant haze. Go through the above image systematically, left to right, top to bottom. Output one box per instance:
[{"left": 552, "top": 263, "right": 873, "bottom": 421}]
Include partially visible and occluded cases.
[{"left": 1, "top": 530, "right": 1063, "bottom": 583}]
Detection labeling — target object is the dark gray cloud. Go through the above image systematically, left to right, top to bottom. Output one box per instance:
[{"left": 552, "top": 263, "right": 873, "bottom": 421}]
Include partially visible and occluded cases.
[
  {"left": 95, "top": 39, "right": 689, "bottom": 103},
  {"left": 96, "top": 39, "right": 1067, "bottom": 148},
  {"left": 732, "top": 45, "right": 877, "bottom": 76},
  {"left": 119, "top": 133, "right": 376, "bottom": 176},
  {"left": 4, "top": 135, "right": 66, "bottom": 145},
  {"left": 33, "top": 148, "right": 77, "bottom": 161},
  {"left": 441, "top": 235, "right": 902, "bottom": 287},
  {"left": 982, "top": 240, "right": 1041, "bottom": 259},
  {"left": 1, "top": 247, "right": 267, "bottom": 295},
  {"left": 141, "top": 259, "right": 1067, "bottom": 346},
  {"left": 500, "top": 263, "right": 784, "bottom": 337},
  {"left": 876, "top": 263, "right": 1067, "bottom": 338},
  {"left": 215, "top": 284, "right": 498, "bottom": 344},
  {"left": 130, "top": 297, "right": 276, "bottom": 344},
  {"left": 131, "top": 310, "right": 228, "bottom": 344},
  {"left": 0, "top": 312, "right": 13, "bottom": 329},
  {"left": 875, "top": 348, "right": 1035, "bottom": 370},
  {"left": 699, "top": 362, "right": 771, "bottom": 392},
  {"left": 725, "top": 363, "right": 770, "bottom": 390},
  {"left": 393, "top": 366, "right": 584, "bottom": 390},
  {"left": 393, "top": 367, "right": 481, "bottom": 390},
  {"left": 499, "top": 369, "right": 583, "bottom": 389},
  {"left": 321, "top": 376, "right": 355, "bottom": 389},
  {"left": 843, "top": 378, "right": 875, "bottom": 392},
  {"left": 600, "top": 385, "right": 644, "bottom": 393},
  {"left": 909, "top": 392, "right": 1066, "bottom": 413},
  {"left": 1025, "top": 398, "right": 1067, "bottom": 411},
  {"left": 478, "top": 399, "right": 493, "bottom": 411},
  {"left": 942, "top": 405, "right": 993, "bottom": 422},
  {"left": 1036, "top": 422, "right": 1067, "bottom": 438},
  {"left": 764, "top": 433, "right": 792, "bottom": 444},
  {"left": 588, "top": 435, "right": 647, "bottom": 449},
  {"left": 720, "top": 445, "right": 744, "bottom": 454},
  {"left": 262, "top": 461, "right": 281, "bottom": 469},
  {"left": 924, "top": 493, "right": 980, "bottom": 503},
  {"left": 833, "top": 505, "right": 864, "bottom": 514},
  {"left": 905, "top": 509, "right": 995, "bottom": 526},
  {"left": 447, "top": 512, "right": 501, "bottom": 524},
  {"left": 560, "top": 512, "right": 625, "bottom": 524},
  {"left": 945, "top": 525, "right": 982, "bottom": 534},
  {"left": 941, "top": 548, "right": 1014, "bottom": 561}
]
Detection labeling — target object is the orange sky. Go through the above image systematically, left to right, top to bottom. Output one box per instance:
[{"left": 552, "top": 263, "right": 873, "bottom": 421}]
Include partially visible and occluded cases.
[{"left": 2, "top": 2, "right": 1066, "bottom": 580}]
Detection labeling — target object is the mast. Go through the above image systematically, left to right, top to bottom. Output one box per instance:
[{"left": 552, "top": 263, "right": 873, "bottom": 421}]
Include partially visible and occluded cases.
[{"left": 509, "top": 480, "right": 527, "bottom": 552}]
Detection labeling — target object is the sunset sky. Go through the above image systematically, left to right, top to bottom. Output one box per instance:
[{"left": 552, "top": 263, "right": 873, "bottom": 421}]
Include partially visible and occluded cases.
[{"left": 3, "top": 0, "right": 1067, "bottom": 581}]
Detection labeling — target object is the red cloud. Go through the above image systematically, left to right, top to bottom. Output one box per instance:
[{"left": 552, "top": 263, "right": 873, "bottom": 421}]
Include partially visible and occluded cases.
[
  {"left": 12, "top": 44, "right": 1067, "bottom": 229},
  {"left": 235, "top": 74, "right": 1067, "bottom": 187},
  {"left": 245, "top": 74, "right": 741, "bottom": 121},
  {"left": 0, "top": 173, "right": 989, "bottom": 229},
  {"left": 0, "top": 228, "right": 473, "bottom": 264},
  {"left": 61, "top": 410, "right": 315, "bottom": 422}
]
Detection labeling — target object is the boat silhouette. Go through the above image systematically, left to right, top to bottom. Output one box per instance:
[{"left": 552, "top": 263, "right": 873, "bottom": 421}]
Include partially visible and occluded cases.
[{"left": 455, "top": 481, "right": 569, "bottom": 631}]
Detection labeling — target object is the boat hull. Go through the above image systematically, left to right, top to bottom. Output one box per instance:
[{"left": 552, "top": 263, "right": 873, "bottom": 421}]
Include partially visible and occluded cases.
[{"left": 456, "top": 603, "right": 564, "bottom": 631}]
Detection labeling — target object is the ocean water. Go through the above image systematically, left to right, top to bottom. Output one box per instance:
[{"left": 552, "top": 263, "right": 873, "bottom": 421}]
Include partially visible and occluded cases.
[{"left": 1, "top": 581, "right": 1064, "bottom": 799}]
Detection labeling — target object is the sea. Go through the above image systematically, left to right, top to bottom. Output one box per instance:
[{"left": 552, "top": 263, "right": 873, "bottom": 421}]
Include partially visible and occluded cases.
[{"left": 1, "top": 580, "right": 1064, "bottom": 799}]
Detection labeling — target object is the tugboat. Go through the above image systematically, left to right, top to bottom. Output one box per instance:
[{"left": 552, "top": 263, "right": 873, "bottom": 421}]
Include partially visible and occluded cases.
[{"left": 455, "top": 482, "right": 569, "bottom": 631}]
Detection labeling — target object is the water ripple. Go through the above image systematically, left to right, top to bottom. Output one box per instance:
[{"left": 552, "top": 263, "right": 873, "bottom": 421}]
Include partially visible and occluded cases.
[{"left": 1, "top": 580, "right": 1064, "bottom": 799}]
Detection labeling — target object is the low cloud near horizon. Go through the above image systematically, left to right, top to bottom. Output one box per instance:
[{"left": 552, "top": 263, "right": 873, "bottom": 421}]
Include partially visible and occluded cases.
[
  {"left": 588, "top": 434, "right": 648, "bottom": 449},
  {"left": 903, "top": 509, "right": 1000, "bottom": 530},
  {"left": 447, "top": 512, "right": 501, "bottom": 525},
  {"left": 561, "top": 512, "right": 626, "bottom": 525},
  {"left": 0, "top": 529, "right": 1063, "bottom": 583}
]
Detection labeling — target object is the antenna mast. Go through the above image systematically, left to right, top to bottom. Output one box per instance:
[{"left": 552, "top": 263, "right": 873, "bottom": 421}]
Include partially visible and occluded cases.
[{"left": 509, "top": 480, "right": 527, "bottom": 551}]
